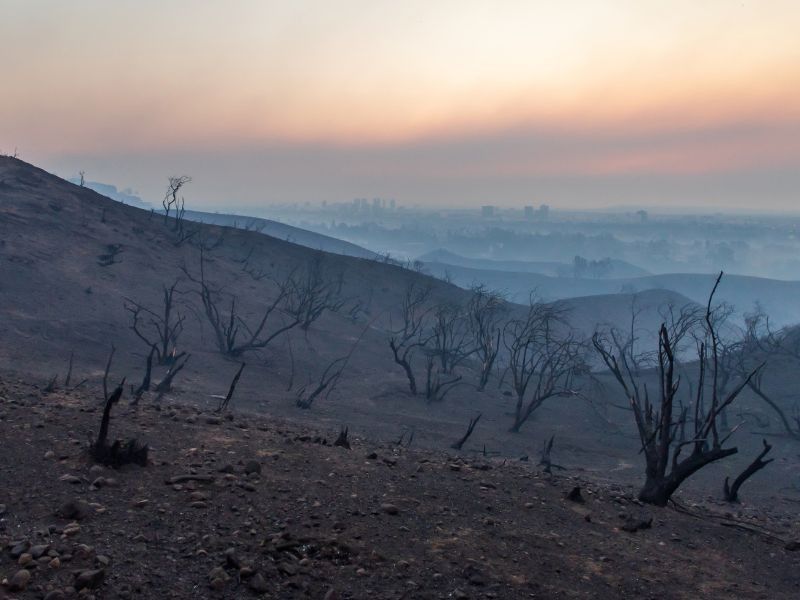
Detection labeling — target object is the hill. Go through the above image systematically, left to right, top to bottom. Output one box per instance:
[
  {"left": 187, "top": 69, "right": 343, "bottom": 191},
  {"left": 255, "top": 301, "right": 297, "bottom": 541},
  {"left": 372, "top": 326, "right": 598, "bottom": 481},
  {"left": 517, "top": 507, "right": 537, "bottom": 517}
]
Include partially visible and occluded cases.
[
  {"left": 1, "top": 156, "right": 798, "bottom": 508},
  {"left": 183, "top": 209, "right": 379, "bottom": 260},
  {"left": 419, "top": 249, "right": 650, "bottom": 279},
  {"left": 422, "top": 262, "right": 800, "bottom": 327}
]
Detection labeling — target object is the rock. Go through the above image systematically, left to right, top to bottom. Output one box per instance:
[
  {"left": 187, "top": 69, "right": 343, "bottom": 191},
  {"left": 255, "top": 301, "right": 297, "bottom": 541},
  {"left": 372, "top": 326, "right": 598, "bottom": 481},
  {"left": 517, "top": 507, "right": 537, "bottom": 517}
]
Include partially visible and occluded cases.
[
  {"left": 206, "top": 416, "right": 222, "bottom": 425},
  {"left": 366, "top": 452, "right": 378, "bottom": 460},
  {"left": 244, "top": 460, "right": 261, "bottom": 475},
  {"left": 218, "top": 464, "right": 236, "bottom": 474},
  {"left": 59, "top": 474, "right": 82, "bottom": 484},
  {"left": 566, "top": 486, "right": 585, "bottom": 503},
  {"left": 56, "top": 499, "right": 88, "bottom": 520},
  {"left": 0, "top": 503, "right": 6, "bottom": 516},
  {"left": 380, "top": 503, "right": 399, "bottom": 515},
  {"left": 620, "top": 515, "right": 653, "bottom": 533},
  {"left": 63, "top": 522, "right": 81, "bottom": 536},
  {"left": 10, "top": 540, "right": 30, "bottom": 558},
  {"left": 785, "top": 541, "right": 800, "bottom": 551},
  {"left": 30, "top": 543, "right": 50, "bottom": 558},
  {"left": 18, "top": 552, "right": 33, "bottom": 565},
  {"left": 49, "top": 557, "right": 61, "bottom": 569},
  {"left": 208, "top": 566, "right": 229, "bottom": 590},
  {"left": 75, "top": 568, "right": 105, "bottom": 590},
  {"left": 8, "top": 569, "right": 31, "bottom": 591},
  {"left": 248, "top": 572, "right": 269, "bottom": 593},
  {"left": 323, "top": 588, "right": 339, "bottom": 600},
  {"left": 44, "top": 591, "right": 66, "bottom": 600}
]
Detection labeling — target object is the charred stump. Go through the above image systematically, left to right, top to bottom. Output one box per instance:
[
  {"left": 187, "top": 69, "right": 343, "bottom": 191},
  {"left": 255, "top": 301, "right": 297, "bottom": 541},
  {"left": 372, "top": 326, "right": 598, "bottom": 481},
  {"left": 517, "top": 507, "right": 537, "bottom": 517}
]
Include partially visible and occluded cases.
[
  {"left": 90, "top": 380, "right": 149, "bottom": 467},
  {"left": 724, "top": 439, "right": 774, "bottom": 503}
]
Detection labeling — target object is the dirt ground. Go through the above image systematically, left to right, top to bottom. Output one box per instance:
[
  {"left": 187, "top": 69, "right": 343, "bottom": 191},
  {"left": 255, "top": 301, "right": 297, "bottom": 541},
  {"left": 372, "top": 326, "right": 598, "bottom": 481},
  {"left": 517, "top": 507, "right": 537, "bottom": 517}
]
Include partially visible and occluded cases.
[{"left": 2, "top": 377, "right": 799, "bottom": 600}]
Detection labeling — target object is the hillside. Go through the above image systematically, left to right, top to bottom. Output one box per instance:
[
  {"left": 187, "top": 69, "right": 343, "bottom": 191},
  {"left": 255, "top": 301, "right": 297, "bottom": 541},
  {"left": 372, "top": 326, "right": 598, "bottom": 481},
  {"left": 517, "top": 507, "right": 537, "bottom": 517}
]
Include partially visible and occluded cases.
[
  {"left": 1, "top": 156, "right": 799, "bottom": 506},
  {"left": 183, "top": 210, "right": 379, "bottom": 261},
  {"left": 419, "top": 249, "right": 651, "bottom": 279},
  {"left": 422, "top": 262, "right": 800, "bottom": 327}
]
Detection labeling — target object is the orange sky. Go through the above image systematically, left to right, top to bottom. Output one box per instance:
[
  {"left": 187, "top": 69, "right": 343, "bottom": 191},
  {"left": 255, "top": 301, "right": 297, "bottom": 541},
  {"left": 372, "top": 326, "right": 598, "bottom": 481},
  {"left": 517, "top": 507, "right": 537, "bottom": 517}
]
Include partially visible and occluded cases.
[{"left": 2, "top": 1, "right": 800, "bottom": 209}]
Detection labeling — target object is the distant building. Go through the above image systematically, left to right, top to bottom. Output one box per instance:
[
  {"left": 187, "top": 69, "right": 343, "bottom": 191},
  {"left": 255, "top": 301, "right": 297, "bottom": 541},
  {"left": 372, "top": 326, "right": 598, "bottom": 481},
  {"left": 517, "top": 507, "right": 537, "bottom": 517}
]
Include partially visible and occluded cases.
[
  {"left": 538, "top": 204, "right": 550, "bottom": 220},
  {"left": 481, "top": 205, "right": 495, "bottom": 218},
  {"left": 524, "top": 205, "right": 535, "bottom": 220},
  {"left": 636, "top": 209, "right": 648, "bottom": 223}
]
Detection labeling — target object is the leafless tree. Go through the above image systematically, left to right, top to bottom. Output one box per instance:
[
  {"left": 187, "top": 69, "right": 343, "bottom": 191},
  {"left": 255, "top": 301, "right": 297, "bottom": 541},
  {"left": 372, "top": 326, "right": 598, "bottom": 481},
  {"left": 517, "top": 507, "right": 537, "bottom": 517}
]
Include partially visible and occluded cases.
[
  {"left": 163, "top": 175, "right": 191, "bottom": 227},
  {"left": 182, "top": 248, "right": 301, "bottom": 357},
  {"left": 285, "top": 253, "right": 346, "bottom": 331},
  {"left": 593, "top": 272, "right": 763, "bottom": 505},
  {"left": 124, "top": 280, "right": 187, "bottom": 365},
  {"left": 388, "top": 282, "right": 433, "bottom": 395},
  {"left": 467, "top": 286, "right": 507, "bottom": 390},
  {"left": 503, "top": 300, "right": 586, "bottom": 432},
  {"left": 428, "top": 302, "right": 473, "bottom": 374},
  {"left": 734, "top": 305, "right": 800, "bottom": 440},
  {"left": 296, "top": 322, "right": 369, "bottom": 409},
  {"left": 424, "top": 353, "right": 463, "bottom": 402}
]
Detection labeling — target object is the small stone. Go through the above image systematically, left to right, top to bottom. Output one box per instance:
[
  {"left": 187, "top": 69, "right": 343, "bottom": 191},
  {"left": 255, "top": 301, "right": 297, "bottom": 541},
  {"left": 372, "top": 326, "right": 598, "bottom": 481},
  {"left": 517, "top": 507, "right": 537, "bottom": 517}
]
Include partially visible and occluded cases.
[
  {"left": 44, "top": 450, "right": 55, "bottom": 459},
  {"left": 244, "top": 460, "right": 261, "bottom": 475},
  {"left": 59, "top": 474, "right": 82, "bottom": 484},
  {"left": 57, "top": 499, "right": 88, "bottom": 520},
  {"left": 380, "top": 503, "right": 399, "bottom": 515},
  {"left": 63, "top": 523, "right": 81, "bottom": 536},
  {"left": 10, "top": 540, "right": 30, "bottom": 558},
  {"left": 30, "top": 544, "right": 50, "bottom": 558},
  {"left": 18, "top": 552, "right": 33, "bottom": 566},
  {"left": 49, "top": 557, "right": 62, "bottom": 569},
  {"left": 75, "top": 568, "right": 105, "bottom": 590},
  {"left": 8, "top": 569, "right": 32, "bottom": 591},
  {"left": 248, "top": 573, "right": 269, "bottom": 593},
  {"left": 323, "top": 588, "right": 339, "bottom": 600},
  {"left": 44, "top": 591, "right": 66, "bottom": 600}
]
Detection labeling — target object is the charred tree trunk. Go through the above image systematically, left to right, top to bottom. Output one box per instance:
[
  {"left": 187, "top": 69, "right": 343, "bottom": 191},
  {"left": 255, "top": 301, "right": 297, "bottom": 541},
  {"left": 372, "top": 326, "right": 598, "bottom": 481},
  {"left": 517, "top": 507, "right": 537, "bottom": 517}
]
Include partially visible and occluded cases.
[
  {"left": 132, "top": 345, "right": 155, "bottom": 406},
  {"left": 216, "top": 362, "right": 245, "bottom": 413},
  {"left": 451, "top": 413, "right": 481, "bottom": 450},
  {"left": 723, "top": 439, "right": 773, "bottom": 503}
]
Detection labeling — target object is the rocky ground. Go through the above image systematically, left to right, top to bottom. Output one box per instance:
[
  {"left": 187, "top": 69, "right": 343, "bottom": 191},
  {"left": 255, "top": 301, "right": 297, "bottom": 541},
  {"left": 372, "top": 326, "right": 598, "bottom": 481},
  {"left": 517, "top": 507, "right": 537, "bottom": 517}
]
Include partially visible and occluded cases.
[{"left": 1, "top": 377, "right": 800, "bottom": 600}]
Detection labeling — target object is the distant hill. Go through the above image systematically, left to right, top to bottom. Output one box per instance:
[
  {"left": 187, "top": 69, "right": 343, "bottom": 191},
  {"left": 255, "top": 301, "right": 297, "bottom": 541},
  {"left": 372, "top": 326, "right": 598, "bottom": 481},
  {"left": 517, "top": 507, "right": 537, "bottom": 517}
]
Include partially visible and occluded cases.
[
  {"left": 184, "top": 209, "right": 379, "bottom": 260},
  {"left": 418, "top": 248, "right": 650, "bottom": 279},
  {"left": 423, "top": 261, "right": 800, "bottom": 327}
]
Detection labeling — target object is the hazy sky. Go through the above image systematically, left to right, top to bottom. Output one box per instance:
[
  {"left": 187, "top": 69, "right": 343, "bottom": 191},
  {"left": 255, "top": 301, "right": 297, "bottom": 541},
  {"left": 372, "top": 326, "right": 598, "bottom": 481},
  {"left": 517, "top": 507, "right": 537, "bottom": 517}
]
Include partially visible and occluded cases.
[{"left": 2, "top": 1, "right": 800, "bottom": 210}]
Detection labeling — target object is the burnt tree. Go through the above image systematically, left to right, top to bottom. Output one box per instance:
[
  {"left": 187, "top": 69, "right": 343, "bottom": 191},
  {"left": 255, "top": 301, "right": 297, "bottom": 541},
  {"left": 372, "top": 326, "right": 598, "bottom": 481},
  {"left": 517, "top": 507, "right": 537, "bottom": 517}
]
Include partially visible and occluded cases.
[
  {"left": 183, "top": 248, "right": 301, "bottom": 357},
  {"left": 593, "top": 272, "right": 763, "bottom": 505},
  {"left": 125, "top": 280, "right": 187, "bottom": 365},
  {"left": 388, "top": 282, "right": 433, "bottom": 395},
  {"left": 467, "top": 286, "right": 506, "bottom": 391},
  {"left": 503, "top": 301, "right": 585, "bottom": 433},
  {"left": 723, "top": 439, "right": 773, "bottom": 502}
]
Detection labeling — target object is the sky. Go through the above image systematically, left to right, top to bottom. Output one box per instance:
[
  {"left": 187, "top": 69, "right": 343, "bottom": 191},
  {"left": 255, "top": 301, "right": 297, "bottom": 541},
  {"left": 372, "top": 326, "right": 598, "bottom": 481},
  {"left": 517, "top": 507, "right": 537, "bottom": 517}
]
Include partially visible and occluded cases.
[{"left": 2, "top": 0, "right": 800, "bottom": 211}]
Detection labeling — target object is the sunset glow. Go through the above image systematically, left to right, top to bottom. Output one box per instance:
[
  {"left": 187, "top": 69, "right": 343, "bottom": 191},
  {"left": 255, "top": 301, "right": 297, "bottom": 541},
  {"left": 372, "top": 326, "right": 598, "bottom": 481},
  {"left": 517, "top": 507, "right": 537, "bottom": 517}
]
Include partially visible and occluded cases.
[{"left": 2, "top": 0, "right": 800, "bottom": 208}]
